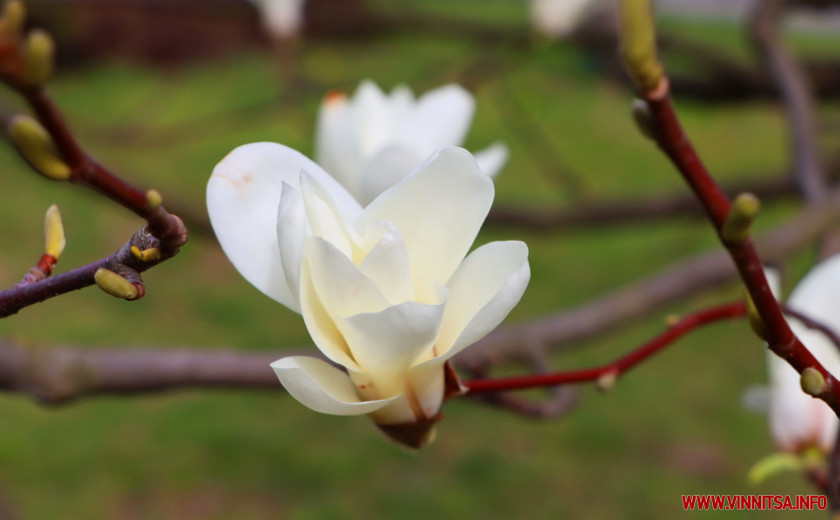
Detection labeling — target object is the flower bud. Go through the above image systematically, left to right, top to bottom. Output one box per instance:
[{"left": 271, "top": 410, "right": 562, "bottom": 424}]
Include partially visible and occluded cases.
[
  {"left": 22, "top": 29, "right": 54, "bottom": 87},
  {"left": 7, "top": 114, "right": 71, "bottom": 180},
  {"left": 43, "top": 204, "right": 65, "bottom": 259},
  {"left": 94, "top": 268, "right": 140, "bottom": 300}
]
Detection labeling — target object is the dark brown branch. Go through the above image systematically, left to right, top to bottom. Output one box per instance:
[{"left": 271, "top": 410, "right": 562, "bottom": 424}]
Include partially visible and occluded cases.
[
  {"left": 457, "top": 188, "right": 840, "bottom": 372},
  {"left": 0, "top": 221, "right": 185, "bottom": 318}
]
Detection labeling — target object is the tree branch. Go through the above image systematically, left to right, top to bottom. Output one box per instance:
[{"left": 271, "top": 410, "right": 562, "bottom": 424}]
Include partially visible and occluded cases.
[{"left": 457, "top": 188, "right": 840, "bottom": 372}]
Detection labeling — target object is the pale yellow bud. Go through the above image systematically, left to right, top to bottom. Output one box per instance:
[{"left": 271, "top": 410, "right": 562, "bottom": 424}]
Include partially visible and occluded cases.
[
  {"left": 2, "top": 0, "right": 25, "bottom": 39},
  {"left": 618, "top": 0, "right": 664, "bottom": 92},
  {"left": 22, "top": 29, "right": 54, "bottom": 87},
  {"left": 7, "top": 115, "right": 71, "bottom": 180},
  {"left": 146, "top": 189, "right": 163, "bottom": 211},
  {"left": 722, "top": 193, "right": 760, "bottom": 242},
  {"left": 43, "top": 204, "right": 65, "bottom": 259},
  {"left": 130, "top": 245, "right": 161, "bottom": 262},
  {"left": 94, "top": 268, "right": 139, "bottom": 300},
  {"left": 800, "top": 367, "right": 827, "bottom": 397}
]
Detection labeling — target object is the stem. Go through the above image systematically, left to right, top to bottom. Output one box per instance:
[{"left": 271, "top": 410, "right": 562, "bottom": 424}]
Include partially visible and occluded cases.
[{"left": 465, "top": 302, "right": 745, "bottom": 394}]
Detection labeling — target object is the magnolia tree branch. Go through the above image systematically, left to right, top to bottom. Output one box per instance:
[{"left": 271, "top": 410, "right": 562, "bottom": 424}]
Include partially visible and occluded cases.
[
  {"left": 619, "top": 0, "right": 840, "bottom": 415},
  {"left": 0, "top": 4, "right": 187, "bottom": 314},
  {"left": 458, "top": 189, "right": 840, "bottom": 372},
  {"left": 0, "top": 224, "right": 182, "bottom": 318},
  {"left": 464, "top": 302, "right": 745, "bottom": 393},
  {"left": 0, "top": 303, "right": 742, "bottom": 406}
]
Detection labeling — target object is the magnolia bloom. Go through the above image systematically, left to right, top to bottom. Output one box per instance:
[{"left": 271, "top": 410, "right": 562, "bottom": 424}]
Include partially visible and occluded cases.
[
  {"left": 249, "top": 0, "right": 306, "bottom": 40},
  {"left": 530, "top": 0, "right": 596, "bottom": 39},
  {"left": 315, "top": 80, "right": 509, "bottom": 205},
  {"left": 207, "top": 143, "right": 529, "bottom": 447},
  {"left": 766, "top": 257, "right": 840, "bottom": 454}
]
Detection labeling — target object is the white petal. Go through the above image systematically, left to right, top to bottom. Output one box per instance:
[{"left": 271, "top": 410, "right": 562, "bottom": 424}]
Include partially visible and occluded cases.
[
  {"left": 353, "top": 80, "right": 394, "bottom": 158},
  {"left": 404, "top": 84, "right": 474, "bottom": 150},
  {"left": 315, "top": 91, "right": 362, "bottom": 192},
  {"left": 473, "top": 141, "right": 509, "bottom": 178},
  {"left": 207, "top": 142, "right": 361, "bottom": 312},
  {"left": 355, "top": 144, "right": 426, "bottom": 205},
  {"left": 357, "top": 147, "right": 494, "bottom": 301},
  {"left": 300, "top": 172, "right": 362, "bottom": 259},
  {"left": 276, "top": 182, "right": 305, "bottom": 304},
  {"left": 358, "top": 221, "right": 414, "bottom": 304},
  {"left": 304, "top": 237, "right": 389, "bottom": 318},
  {"left": 437, "top": 241, "right": 530, "bottom": 358},
  {"left": 788, "top": 254, "right": 840, "bottom": 331},
  {"left": 299, "top": 260, "right": 358, "bottom": 369},
  {"left": 339, "top": 301, "right": 445, "bottom": 390},
  {"left": 271, "top": 356, "right": 398, "bottom": 416}
]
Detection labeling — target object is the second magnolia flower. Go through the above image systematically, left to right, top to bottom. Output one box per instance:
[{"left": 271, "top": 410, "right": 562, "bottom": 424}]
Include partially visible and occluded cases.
[{"left": 207, "top": 143, "right": 530, "bottom": 447}]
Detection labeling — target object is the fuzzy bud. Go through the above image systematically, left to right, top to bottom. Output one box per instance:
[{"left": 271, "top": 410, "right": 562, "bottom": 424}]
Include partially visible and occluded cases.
[
  {"left": 618, "top": 0, "right": 664, "bottom": 93},
  {"left": 22, "top": 29, "right": 54, "bottom": 87},
  {"left": 7, "top": 115, "right": 71, "bottom": 180},
  {"left": 722, "top": 193, "right": 760, "bottom": 242},
  {"left": 43, "top": 204, "right": 65, "bottom": 259},
  {"left": 94, "top": 268, "right": 140, "bottom": 300}
]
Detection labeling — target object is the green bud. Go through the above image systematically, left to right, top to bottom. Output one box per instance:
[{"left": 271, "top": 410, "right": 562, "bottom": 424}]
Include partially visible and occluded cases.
[
  {"left": 2, "top": 0, "right": 25, "bottom": 39},
  {"left": 618, "top": 0, "right": 664, "bottom": 92},
  {"left": 22, "top": 29, "right": 54, "bottom": 87},
  {"left": 7, "top": 115, "right": 71, "bottom": 180},
  {"left": 722, "top": 193, "right": 760, "bottom": 242},
  {"left": 94, "top": 268, "right": 140, "bottom": 300},
  {"left": 800, "top": 367, "right": 826, "bottom": 397}
]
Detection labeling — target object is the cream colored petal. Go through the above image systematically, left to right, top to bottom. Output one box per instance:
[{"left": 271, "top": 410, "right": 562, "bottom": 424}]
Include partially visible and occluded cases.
[
  {"left": 405, "top": 84, "right": 474, "bottom": 150},
  {"left": 473, "top": 141, "right": 509, "bottom": 178},
  {"left": 207, "top": 142, "right": 361, "bottom": 312},
  {"left": 355, "top": 144, "right": 425, "bottom": 205},
  {"left": 357, "top": 147, "right": 494, "bottom": 301},
  {"left": 300, "top": 171, "right": 363, "bottom": 259},
  {"left": 358, "top": 221, "right": 414, "bottom": 304},
  {"left": 304, "top": 237, "right": 389, "bottom": 318},
  {"left": 437, "top": 241, "right": 530, "bottom": 358},
  {"left": 299, "top": 260, "right": 358, "bottom": 369},
  {"left": 338, "top": 301, "right": 445, "bottom": 387},
  {"left": 271, "top": 356, "right": 398, "bottom": 416},
  {"left": 407, "top": 357, "right": 447, "bottom": 419}
]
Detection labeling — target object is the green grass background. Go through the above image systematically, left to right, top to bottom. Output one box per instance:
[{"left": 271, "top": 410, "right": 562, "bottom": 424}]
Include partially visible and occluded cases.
[{"left": 0, "top": 3, "right": 837, "bottom": 518}]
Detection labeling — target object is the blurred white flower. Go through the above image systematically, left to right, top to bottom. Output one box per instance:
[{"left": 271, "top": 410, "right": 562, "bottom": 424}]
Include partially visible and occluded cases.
[
  {"left": 249, "top": 0, "right": 306, "bottom": 40},
  {"left": 530, "top": 0, "right": 596, "bottom": 39},
  {"left": 315, "top": 80, "right": 508, "bottom": 205},
  {"left": 207, "top": 143, "right": 529, "bottom": 447},
  {"left": 766, "top": 258, "right": 840, "bottom": 453}
]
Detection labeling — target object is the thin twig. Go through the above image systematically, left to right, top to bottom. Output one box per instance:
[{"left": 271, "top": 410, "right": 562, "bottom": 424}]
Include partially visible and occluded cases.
[{"left": 465, "top": 302, "right": 745, "bottom": 393}]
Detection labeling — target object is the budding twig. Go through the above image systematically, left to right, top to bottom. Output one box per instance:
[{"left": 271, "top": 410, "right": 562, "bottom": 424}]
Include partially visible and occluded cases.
[
  {"left": 618, "top": 0, "right": 840, "bottom": 416},
  {"left": 464, "top": 302, "right": 745, "bottom": 394}
]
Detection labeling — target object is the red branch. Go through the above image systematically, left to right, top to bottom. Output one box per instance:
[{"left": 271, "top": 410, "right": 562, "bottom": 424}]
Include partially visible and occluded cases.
[
  {"left": 643, "top": 80, "right": 840, "bottom": 414},
  {"left": 465, "top": 302, "right": 745, "bottom": 394}
]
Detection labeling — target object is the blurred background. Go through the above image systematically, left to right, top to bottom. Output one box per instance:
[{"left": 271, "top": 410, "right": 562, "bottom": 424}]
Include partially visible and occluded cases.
[{"left": 1, "top": 0, "right": 839, "bottom": 517}]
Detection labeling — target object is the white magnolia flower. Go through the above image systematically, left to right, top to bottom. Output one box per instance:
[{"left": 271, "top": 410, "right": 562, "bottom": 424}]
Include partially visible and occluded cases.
[
  {"left": 249, "top": 0, "right": 306, "bottom": 40},
  {"left": 530, "top": 0, "right": 597, "bottom": 39},
  {"left": 315, "top": 80, "right": 509, "bottom": 205},
  {"left": 207, "top": 143, "right": 529, "bottom": 447},
  {"left": 766, "top": 257, "right": 840, "bottom": 453}
]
